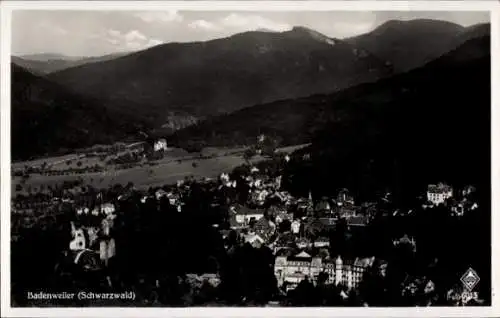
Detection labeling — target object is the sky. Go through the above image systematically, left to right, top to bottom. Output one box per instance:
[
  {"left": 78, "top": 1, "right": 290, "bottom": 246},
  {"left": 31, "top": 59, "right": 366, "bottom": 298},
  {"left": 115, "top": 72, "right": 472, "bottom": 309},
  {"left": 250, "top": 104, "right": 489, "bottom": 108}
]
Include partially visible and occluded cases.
[{"left": 12, "top": 10, "right": 490, "bottom": 57}]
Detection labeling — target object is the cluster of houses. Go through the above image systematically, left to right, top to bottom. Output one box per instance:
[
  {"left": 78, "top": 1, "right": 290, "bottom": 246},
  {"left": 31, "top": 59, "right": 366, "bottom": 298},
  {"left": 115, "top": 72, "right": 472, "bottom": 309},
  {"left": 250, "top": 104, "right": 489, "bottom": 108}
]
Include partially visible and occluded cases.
[
  {"left": 126, "top": 138, "right": 168, "bottom": 154},
  {"left": 153, "top": 139, "right": 168, "bottom": 152},
  {"left": 42, "top": 163, "right": 480, "bottom": 298},
  {"left": 217, "top": 168, "right": 379, "bottom": 293},
  {"left": 219, "top": 175, "right": 478, "bottom": 294},
  {"left": 424, "top": 183, "right": 478, "bottom": 216},
  {"left": 148, "top": 188, "right": 183, "bottom": 212},
  {"left": 68, "top": 199, "right": 117, "bottom": 271},
  {"left": 274, "top": 252, "right": 378, "bottom": 291}
]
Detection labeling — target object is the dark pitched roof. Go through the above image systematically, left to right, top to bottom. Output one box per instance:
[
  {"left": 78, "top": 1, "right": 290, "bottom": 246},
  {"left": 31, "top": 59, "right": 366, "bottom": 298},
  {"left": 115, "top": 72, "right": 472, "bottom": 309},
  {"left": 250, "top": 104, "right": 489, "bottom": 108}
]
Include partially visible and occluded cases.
[
  {"left": 315, "top": 200, "right": 331, "bottom": 211},
  {"left": 231, "top": 204, "right": 265, "bottom": 216},
  {"left": 347, "top": 215, "right": 369, "bottom": 226},
  {"left": 254, "top": 217, "right": 276, "bottom": 239},
  {"left": 305, "top": 217, "right": 328, "bottom": 229},
  {"left": 318, "top": 217, "right": 337, "bottom": 227},
  {"left": 315, "top": 236, "right": 330, "bottom": 242},
  {"left": 276, "top": 246, "right": 297, "bottom": 257}
]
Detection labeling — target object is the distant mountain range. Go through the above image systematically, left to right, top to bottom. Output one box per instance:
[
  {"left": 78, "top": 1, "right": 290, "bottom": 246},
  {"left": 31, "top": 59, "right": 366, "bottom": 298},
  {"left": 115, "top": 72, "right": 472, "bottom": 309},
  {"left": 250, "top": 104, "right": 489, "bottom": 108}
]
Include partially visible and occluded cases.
[
  {"left": 10, "top": 19, "right": 491, "bottom": 160},
  {"left": 346, "top": 19, "right": 490, "bottom": 72},
  {"left": 46, "top": 26, "right": 393, "bottom": 125},
  {"left": 170, "top": 33, "right": 489, "bottom": 149},
  {"left": 171, "top": 34, "right": 490, "bottom": 199},
  {"left": 308, "top": 34, "right": 490, "bottom": 200},
  {"left": 11, "top": 52, "right": 130, "bottom": 75},
  {"left": 18, "top": 53, "right": 86, "bottom": 61},
  {"left": 11, "top": 65, "right": 144, "bottom": 161}
]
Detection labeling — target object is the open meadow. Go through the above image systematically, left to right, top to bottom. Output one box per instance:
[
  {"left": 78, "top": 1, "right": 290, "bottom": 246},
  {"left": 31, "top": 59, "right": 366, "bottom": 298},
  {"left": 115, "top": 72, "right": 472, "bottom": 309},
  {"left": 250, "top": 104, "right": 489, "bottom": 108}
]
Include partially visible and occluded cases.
[
  {"left": 11, "top": 147, "right": 267, "bottom": 195},
  {"left": 11, "top": 154, "right": 84, "bottom": 170}
]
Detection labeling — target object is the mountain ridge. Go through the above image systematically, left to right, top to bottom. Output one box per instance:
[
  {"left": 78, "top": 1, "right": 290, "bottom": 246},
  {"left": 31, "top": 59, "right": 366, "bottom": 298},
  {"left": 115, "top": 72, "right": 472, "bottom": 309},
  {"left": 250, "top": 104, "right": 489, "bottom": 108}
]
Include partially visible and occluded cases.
[
  {"left": 346, "top": 20, "right": 489, "bottom": 72},
  {"left": 46, "top": 25, "right": 394, "bottom": 125},
  {"left": 169, "top": 35, "right": 490, "bottom": 158},
  {"left": 11, "top": 52, "right": 131, "bottom": 75},
  {"left": 11, "top": 64, "right": 143, "bottom": 160}
]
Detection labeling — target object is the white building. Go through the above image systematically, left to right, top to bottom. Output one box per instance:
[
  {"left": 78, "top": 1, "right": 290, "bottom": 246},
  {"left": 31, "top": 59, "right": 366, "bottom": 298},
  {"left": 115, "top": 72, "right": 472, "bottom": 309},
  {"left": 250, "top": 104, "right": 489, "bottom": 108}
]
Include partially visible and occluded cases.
[
  {"left": 154, "top": 139, "right": 168, "bottom": 152},
  {"left": 220, "top": 173, "right": 230, "bottom": 183},
  {"left": 275, "top": 176, "right": 282, "bottom": 189},
  {"left": 427, "top": 183, "right": 453, "bottom": 205},
  {"left": 155, "top": 189, "right": 168, "bottom": 200},
  {"left": 251, "top": 189, "right": 269, "bottom": 205},
  {"left": 167, "top": 192, "right": 179, "bottom": 205},
  {"left": 92, "top": 203, "right": 116, "bottom": 216},
  {"left": 230, "top": 205, "right": 265, "bottom": 225},
  {"left": 76, "top": 207, "right": 90, "bottom": 215},
  {"left": 291, "top": 220, "right": 301, "bottom": 234},
  {"left": 69, "top": 222, "right": 86, "bottom": 251},
  {"left": 69, "top": 229, "right": 86, "bottom": 251},
  {"left": 243, "top": 232, "right": 265, "bottom": 248},
  {"left": 99, "top": 238, "right": 116, "bottom": 265},
  {"left": 274, "top": 252, "right": 374, "bottom": 291},
  {"left": 186, "top": 273, "right": 222, "bottom": 288}
]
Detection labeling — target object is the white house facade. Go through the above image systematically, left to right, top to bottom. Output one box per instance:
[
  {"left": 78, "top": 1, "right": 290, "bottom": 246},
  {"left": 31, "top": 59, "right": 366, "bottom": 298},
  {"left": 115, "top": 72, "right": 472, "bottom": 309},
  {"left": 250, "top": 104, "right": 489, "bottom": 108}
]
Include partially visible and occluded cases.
[
  {"left": 154, "top": 139, "right": 168, "bottom": 152},
  {"left": 427, "top": 183, "right": 453, "bottom": 205},
  {"left": 274, "top": 252, "right": 374, "bottom": 291}
]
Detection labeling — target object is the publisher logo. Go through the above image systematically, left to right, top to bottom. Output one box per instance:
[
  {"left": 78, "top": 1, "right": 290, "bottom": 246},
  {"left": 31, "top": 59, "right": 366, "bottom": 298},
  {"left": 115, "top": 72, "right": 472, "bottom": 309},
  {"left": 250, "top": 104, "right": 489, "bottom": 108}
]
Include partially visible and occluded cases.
[{"left": 460, "top": 267, "right": 480, "bottom": 291}]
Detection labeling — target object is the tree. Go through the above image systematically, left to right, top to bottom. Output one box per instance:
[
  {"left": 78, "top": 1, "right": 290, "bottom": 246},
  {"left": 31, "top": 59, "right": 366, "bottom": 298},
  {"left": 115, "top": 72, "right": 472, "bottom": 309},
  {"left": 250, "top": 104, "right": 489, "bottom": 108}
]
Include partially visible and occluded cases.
[
  {"left": 261, "top": 137, "right": 278, "bottom": 157},
  {"left": 243, "top": 148, "right": 255, "bottom": 163},
  {"left": 15, "top": 184, "right": 22, "bottom": 192},
  {"left": 278, "top": 219, "right": 291, "bottom": 233},
  {"left": 292, "top": 277, "right": 317, "bottom": 306}
]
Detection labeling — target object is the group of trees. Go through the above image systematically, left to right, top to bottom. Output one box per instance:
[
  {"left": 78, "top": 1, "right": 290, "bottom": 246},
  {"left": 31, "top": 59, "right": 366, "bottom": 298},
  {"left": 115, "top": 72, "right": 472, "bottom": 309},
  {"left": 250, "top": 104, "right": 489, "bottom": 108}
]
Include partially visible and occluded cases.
[
  {"left": 242, "top": 135, "right": 280, "bottom": 163},
  {"left": 107, "top": 152, "right": 143, "bottom": 166},
  {"left": 41, "top": 165, "right": 104, "bottom": 177}
]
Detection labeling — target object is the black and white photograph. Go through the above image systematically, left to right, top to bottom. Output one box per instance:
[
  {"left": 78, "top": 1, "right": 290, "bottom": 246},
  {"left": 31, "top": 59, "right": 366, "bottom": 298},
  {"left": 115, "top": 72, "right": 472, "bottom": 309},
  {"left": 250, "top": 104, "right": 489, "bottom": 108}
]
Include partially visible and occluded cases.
[{"left": 1, "top": 1, "right": 499, "bottom": 316}]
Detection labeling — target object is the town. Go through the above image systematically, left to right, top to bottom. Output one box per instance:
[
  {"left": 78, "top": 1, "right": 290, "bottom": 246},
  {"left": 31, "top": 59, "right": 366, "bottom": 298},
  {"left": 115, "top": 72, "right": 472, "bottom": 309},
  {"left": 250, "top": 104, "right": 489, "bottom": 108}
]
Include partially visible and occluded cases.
[{"left": 11, "top": 135, "right": 486, "bottom": 307}]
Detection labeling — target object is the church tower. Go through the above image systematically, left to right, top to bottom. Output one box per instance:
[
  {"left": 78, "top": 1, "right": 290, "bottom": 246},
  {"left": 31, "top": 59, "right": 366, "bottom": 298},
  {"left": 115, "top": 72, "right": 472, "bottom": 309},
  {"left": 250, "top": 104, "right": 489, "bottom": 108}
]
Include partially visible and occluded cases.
[
  {"left": 99, "top": 217, "right": 116, "bottom": 266},
  {"left": 335, "top": 255, "right": 343, "bottom": 286}
]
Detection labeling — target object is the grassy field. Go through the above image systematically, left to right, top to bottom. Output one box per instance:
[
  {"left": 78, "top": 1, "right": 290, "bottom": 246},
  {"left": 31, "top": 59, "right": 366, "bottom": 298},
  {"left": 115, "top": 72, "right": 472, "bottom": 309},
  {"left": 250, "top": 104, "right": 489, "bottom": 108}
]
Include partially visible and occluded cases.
[
  {"left": 275, "top": 143, "right": 311, "bottom": 154},
  {"left": 11, "top": 144, "right": 307, "bottom": 196},
  {"left": 11, "top": 151, "right": 263, "bottom": 194},
  {"left": 12, "top": 154, "right": 83, "bottom": 170},
  {"left": 50, "top": 156, "right": 103, "bottom": 171}
]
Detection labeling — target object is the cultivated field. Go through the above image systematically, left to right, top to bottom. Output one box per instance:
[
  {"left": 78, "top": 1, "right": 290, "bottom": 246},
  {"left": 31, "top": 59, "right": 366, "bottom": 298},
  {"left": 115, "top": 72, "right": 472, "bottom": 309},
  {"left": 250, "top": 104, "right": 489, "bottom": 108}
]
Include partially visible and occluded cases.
[
  {"left": 275, "top": 143, "right": 311, "bottom": 154},
  {"left": 11, "top": 144, "right": 306, "bottom": 196},
  {"left": 11, "top": 148, "right": 265, "bottom": 194},
  {"left": 12, "top": 154, "right": 84, "bottom": 170}
]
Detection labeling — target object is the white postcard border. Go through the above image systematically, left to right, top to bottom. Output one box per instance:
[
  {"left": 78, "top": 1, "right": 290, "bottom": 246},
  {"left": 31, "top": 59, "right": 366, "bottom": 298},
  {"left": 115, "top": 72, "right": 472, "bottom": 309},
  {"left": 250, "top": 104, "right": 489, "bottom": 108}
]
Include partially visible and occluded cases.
[{"left": 1, "top": 1, "right": 499, "bottom": 317}]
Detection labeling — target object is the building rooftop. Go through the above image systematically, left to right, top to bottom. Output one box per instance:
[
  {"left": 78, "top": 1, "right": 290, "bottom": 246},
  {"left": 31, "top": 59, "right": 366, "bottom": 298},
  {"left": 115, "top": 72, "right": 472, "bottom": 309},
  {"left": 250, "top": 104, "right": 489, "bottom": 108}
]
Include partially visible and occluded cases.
[
  {"left": 428, "top": 183, "right": 452, "bottom": 193},
  {"left": 230, "top": 204, "right": 266, "bottom": 216},
  {"left": 347, "top": 215, "right": 369, "bottom": 226},
  {"left": 318, "top": 217, "right": 337, "bottom": 227},
  {"left": 295, "top": 251, "right": 312, "bottom": 258},
  {"left": 354, "top": 256, "right": 376, "bottom": 268}
]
